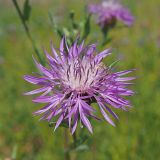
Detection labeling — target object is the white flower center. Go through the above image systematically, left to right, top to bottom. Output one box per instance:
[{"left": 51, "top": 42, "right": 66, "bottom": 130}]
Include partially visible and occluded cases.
[
  {"left": 102, "top": 0, "right": 121, "bottom": 10},
  {"left": 61, "top": 58, "right": 105, "bottom": 92}
]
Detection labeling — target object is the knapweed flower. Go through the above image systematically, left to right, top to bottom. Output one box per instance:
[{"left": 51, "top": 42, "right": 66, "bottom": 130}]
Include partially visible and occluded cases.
[
  {"left": 88, "top": 0, "right": 134, "bottom": 29},
  {"left": 24, "top": 37, "right": 135, "bottom": 134}
]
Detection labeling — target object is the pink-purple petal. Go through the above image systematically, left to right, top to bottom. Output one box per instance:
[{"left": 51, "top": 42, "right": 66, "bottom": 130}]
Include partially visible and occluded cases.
[
  {"left": 24, "top": 87, "right": 50, "bottom": 95},
  {"left": 99, "top": 103, "right": 115, "bottom": 126},
  {"left": 54, "top": 114, "right": 64, "bottom": 131}
]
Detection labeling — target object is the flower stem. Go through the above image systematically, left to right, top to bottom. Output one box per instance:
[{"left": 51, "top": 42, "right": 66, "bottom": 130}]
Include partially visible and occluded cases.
[
  {"left": 12, "top": 0, "right": 45, "bottom": 65},
  {"left": 64, "top": 129, "right": 70, "bottom": 160},
  {"left": 72, "top": 132, "right": 77, "bottom": 148},
  {"left": 72, "top": 132, "right": 77, "bottom": 160}
]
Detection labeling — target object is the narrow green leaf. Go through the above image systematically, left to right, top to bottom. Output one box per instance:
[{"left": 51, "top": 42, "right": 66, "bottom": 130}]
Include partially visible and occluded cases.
[
  {"left": 23, "top": 0, "right": 31, "bottom": 22},
  {"left": 69, "top": 10, "right": 78, "bottom": 29},
  {"left": 48, "top": 12, "right": 63, "bottom": 39},
  {"left": 82, "top": 14, "right": 91, "bottom": 39},
  {"left": 48, "top": 121, "right": 55, "bottom": 128},
  {"left": 49, "top": 121, "right": 69, "bottom": 128},
  {"left": 60, "top": 121, "right": 69, "bottom": 128},
  {"left": 75, "top": 144, "right": 89, "bottom": 152}
]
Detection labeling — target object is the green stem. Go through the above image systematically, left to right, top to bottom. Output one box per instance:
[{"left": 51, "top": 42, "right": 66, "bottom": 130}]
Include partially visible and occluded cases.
[
  {"left": 12, "top": 0, "right": 44, "bottom": 65},
  {"left": 101, "top": 28, "right": 109, "bottom": 46},
  {"left": 64, "top": 129, "right": 70, "bottom": 160},
  {"left": 64, "top": 129, "right": 78, "bottom": 160},
  {"left": 72, "top": 132, "right": 77, "bottom": 160},
  {"left": 73, "top": 132, "right": 77, "bottom": 148}
]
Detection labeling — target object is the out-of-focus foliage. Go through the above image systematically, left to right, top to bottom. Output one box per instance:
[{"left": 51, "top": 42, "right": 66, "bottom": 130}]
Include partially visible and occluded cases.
[{"left": 0, "top": 0, "right": 160, "bottom": 159}]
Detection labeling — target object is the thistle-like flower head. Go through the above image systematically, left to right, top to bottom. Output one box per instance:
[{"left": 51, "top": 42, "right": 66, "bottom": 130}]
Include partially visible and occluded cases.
[
  {"left": 88, "top": 0, "right": 134, "bottom": 29},
  {"left": 24, "top": 37, "right": 135, "bottom": 134}
]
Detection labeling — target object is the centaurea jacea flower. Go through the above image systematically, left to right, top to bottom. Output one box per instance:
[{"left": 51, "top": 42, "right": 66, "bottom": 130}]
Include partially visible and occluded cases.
[
  {"left": 88, "top": 0, "right": 134, "bottom": 29},
  {"left": 24, "top": 38, "right": 135, "bottom": 134}
]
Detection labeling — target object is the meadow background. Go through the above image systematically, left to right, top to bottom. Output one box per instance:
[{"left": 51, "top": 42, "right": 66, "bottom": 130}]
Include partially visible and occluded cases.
[{"left": 0, "top": 0, "right": 160, "bottom": 159}]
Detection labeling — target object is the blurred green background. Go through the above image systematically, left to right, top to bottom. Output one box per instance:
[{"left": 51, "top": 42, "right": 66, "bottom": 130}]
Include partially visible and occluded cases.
[{"left": 0, "top": 0, "right": 160, "bottom": 159}]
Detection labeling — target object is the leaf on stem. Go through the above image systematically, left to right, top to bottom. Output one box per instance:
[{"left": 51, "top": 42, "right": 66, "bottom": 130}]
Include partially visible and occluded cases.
[
  {"left": 23, "top": 0, "right": 31, "bottom": 22},
  {"left": 82, "top": 14, "right": 91, "bottom": 39},
  {"left": 75, "top": 144, "right": 89, "bottom": 152}
]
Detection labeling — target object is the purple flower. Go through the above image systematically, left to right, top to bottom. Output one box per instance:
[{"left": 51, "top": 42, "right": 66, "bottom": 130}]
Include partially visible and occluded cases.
[
  {"left": 88, "top": 0, "right": 134, "bottom": 29},
  {"left": 24, "top": 37, "right": 135, "bottom": 134}
]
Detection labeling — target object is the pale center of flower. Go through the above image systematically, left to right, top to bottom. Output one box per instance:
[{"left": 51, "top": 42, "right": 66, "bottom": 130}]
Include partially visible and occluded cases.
[
  {"left": 102, "top": 0, "right": 120, "bottom": 10},
  {"left": 61, "top": 59, "right": 105, "bottom": 92}
]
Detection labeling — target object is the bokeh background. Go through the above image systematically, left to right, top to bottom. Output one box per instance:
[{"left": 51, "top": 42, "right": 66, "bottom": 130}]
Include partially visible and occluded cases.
[{"left": 0, "top": 0, "right": 160, "bottom": 159}]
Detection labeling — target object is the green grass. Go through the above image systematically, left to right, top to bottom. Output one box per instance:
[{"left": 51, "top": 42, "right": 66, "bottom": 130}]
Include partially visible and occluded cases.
[{"left": 0, "top": 0, "right": 160, "bottom": 159}]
